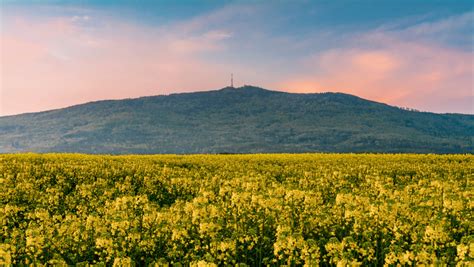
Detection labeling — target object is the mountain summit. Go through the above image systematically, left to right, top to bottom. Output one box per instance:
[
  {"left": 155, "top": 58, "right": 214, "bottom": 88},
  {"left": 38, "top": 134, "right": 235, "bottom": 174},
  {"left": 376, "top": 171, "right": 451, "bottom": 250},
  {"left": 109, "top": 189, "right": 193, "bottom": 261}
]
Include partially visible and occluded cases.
[{"left": 1, "top": 86, "right": 472, "bottom": 154}]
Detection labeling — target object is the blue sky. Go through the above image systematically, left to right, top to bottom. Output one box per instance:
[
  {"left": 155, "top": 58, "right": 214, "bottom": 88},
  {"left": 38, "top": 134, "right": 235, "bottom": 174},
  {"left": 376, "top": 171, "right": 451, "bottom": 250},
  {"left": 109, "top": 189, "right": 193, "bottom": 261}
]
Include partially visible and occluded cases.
[{"left": 1, "top": 0, "right": 473, "bottom": 115}]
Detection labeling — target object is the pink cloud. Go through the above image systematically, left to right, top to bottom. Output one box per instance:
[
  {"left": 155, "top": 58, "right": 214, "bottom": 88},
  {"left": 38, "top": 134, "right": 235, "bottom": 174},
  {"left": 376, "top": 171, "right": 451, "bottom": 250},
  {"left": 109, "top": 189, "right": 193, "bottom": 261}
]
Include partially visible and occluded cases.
[
  {"left": 1, "top": 13, "right": 235, "bottom": 116},
  {"left": 278, "top": 34, "right": 473, "bottom": 114},
  {"left": 1, "top": 36, "right": 47, "bottom": 65}
]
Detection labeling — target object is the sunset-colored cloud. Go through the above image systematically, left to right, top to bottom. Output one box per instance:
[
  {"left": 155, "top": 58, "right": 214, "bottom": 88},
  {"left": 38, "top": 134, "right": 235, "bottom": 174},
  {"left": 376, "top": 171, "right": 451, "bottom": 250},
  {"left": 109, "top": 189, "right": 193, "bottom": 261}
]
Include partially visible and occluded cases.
[
  {"left": 1, "top": 4, "right": 472, "bottom": 115},
  {"left": 1, "top": 11, "right": 236, "bottom": 115},
  {"left": 279, "top": 25, "right": 473, "bottom": 114}
]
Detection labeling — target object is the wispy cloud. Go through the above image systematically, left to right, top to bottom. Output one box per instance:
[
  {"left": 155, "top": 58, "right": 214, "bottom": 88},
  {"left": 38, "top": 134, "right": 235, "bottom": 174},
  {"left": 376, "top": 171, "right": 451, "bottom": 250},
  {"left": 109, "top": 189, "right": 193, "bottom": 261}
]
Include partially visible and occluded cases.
[
  {"left": 402, "top": 11, "right": 473, "bottom": 36},
  {"left": 203, "top": 30, "right": 233, "bottom": 41}
]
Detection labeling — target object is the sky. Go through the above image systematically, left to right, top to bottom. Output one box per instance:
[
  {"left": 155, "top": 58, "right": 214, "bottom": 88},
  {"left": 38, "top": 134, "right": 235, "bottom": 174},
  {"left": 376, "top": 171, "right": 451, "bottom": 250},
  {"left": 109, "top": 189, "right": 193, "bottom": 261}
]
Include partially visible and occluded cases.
[{"left": 1, "top": 0, "right": 473, "bottom": 115}]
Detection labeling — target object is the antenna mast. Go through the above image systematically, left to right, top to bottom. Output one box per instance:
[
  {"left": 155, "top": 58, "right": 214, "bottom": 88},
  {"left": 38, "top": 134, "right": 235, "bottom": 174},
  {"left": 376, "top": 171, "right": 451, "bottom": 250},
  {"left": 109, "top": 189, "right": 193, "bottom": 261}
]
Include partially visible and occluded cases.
[{"left": 231, "top": 73, "right": 234, "bottom": 87}]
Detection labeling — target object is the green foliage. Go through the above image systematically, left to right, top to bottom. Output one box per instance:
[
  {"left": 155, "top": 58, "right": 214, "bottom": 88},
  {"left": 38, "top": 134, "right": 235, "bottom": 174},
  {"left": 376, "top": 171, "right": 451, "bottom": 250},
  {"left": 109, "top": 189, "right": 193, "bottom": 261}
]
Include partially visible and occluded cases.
[
  {"left": 0, "top": 86, "right": 473, "bottom": 154},
  {"left": 0, "top": 153, "right": 473, "bottom": 266}
]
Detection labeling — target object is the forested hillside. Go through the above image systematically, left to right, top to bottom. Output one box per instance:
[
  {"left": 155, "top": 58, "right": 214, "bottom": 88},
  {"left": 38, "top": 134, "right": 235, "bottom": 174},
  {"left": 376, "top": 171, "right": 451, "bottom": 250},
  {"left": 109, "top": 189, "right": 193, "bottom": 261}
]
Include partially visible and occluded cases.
[{"left": 0, "top": 86, "right": 472, "bottom": 153}]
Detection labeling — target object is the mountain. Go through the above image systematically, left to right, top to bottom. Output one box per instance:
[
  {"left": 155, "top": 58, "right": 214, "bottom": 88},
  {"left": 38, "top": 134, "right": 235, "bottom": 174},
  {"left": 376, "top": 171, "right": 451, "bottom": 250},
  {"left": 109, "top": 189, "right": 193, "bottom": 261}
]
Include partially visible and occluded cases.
[{"left": 0, "top": 86, "right": 473, "bottom": 154}]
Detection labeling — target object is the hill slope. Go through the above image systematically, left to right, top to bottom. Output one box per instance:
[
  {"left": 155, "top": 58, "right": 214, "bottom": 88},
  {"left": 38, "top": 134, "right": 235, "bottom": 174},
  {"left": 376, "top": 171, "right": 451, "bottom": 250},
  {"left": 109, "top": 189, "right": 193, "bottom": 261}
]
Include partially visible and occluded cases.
[{"left": 0, "top": 86, "right": 473, "bottom": 153}]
